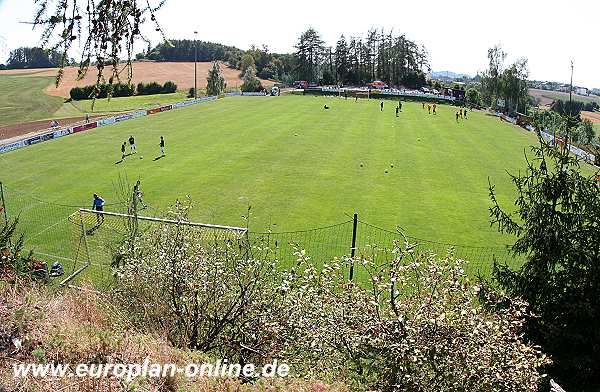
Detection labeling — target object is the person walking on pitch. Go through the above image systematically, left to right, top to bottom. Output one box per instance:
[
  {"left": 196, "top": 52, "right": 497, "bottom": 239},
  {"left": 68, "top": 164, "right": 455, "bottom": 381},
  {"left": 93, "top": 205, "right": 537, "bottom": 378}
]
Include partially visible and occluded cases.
[
  {"left": 380, "top": 101, "right": 384, "bottom": 111},
  {"left": 159, "top": 136, "right": 165, "bottom": 157},
  {"left": 121, "top": 142, "right": 126, "bottom": 161}
]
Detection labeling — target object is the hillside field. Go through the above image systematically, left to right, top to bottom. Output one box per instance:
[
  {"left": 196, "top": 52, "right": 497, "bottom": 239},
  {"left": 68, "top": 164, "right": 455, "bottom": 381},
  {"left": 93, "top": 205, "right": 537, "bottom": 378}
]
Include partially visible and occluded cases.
[
  {"left": 0, "top": 61, "right": 274, "bottom": 98},
  {"left": 0, "top": 62, "right": 273, "bottom": 128},
  {"left": 0, "top": 75, "right": 65, "bottom": 126},
  {"left": 530, "top": 88, "right": 600, "bottom": 106}
]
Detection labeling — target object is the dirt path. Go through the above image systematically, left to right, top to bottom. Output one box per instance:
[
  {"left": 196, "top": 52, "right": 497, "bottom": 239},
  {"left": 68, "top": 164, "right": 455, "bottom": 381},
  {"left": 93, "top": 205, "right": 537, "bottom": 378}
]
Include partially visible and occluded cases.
[{"left": 0, "top": 116, "right": 104, "bottom": 144}]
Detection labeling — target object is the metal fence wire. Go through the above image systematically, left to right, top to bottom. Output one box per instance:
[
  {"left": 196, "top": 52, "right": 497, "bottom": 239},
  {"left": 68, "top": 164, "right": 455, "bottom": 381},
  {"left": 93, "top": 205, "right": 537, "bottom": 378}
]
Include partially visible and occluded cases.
[{"left": 0, "top": 181, "right": 522, "bottom": 288}]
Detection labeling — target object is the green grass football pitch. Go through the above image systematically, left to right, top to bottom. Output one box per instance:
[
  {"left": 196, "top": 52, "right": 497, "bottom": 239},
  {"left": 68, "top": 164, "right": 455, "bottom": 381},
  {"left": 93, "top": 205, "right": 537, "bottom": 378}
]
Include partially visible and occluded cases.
[{"left": 0, "top": 95, "right": 546, "bottom": 281}]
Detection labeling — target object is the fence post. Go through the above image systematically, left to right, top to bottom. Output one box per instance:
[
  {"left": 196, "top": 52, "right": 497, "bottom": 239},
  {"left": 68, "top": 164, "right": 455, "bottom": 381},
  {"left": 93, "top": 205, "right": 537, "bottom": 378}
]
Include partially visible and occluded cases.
[
  {"left": 0, "top": 181, "right": 8, "bottom": 224},
  {"left": 349, "top": 213, "right": 358, "bottom": 280}
]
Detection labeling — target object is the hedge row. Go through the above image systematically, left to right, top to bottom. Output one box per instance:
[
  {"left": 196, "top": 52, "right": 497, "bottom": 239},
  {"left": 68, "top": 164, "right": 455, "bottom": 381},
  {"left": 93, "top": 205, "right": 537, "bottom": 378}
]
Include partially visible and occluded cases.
[
  {"left": 70, "top": 81, "right": 178, "bottom": 100},
  {"left": 137, "top": 81, "right": 177, "bottom": 95}
]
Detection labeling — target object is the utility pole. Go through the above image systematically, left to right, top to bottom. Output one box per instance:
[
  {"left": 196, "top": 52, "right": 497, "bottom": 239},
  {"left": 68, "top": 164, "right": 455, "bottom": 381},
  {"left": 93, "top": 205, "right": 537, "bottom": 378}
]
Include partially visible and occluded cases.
[{"left": 194, "top": 31, "right": 198, "bottom": 99}]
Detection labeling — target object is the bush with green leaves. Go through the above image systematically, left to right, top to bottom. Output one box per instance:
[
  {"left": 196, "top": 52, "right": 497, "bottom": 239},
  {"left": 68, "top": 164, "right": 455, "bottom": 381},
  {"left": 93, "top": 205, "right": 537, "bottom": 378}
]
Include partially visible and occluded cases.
[
  {"left": 241, "top": 66, "right": 263, "bottom": 92},
  {"left": 161, "top": 80, "right": 178, "bottom": 94},
  {"left": 136, "top": 81, "right": 163, "bottom": 95},
  {"left": 69, "top": 83, "right": 134, "bottom": 100},
  {"left": 111, "top": 83, "right": 135, "bottom": 98},
  {"left": 466, "top": 88, "right": 481, "bottom": 106},
  {"left": 111, "top": 199, "right": 549, "bottom": 390},
  {"left": 111, "top": 199, "right": 284, "bottom": 362},
  {"left": 1, "top": 219, "right": 47, "bottom": 284},
  {"left": 274, "top": 249, "right": 549, "bottom": 390}
]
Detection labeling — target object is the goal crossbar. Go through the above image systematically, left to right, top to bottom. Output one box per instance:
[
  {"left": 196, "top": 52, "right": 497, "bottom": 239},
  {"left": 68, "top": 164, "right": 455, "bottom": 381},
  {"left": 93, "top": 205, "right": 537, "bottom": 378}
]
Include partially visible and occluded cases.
[
  {"left": 78, "top": 208, "right": 248, "bottom": 233},
  {"left": 60, "top": 209, "right": 248, "bottom": 287}
]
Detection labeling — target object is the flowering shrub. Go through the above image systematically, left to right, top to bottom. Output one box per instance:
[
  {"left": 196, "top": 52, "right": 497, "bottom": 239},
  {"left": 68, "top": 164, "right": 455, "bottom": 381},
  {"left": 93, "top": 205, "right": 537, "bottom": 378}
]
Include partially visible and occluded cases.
[
  {"left": 112, "top": 202, "right": 549, "bottom": 390},
  {"left": 278, "top": 250, "right": 550, "bottom": 391}
]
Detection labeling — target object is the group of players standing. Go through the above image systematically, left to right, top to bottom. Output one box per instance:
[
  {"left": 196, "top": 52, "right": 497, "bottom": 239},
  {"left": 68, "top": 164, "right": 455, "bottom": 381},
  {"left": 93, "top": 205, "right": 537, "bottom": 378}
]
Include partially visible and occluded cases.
[
  {"left": 375, "top": 100, "right": 471, "bottom": 122},
  {"left": 377, "top": 101, "right": 404, "bottom": 116},
  {"left": 418, "top": 101, "right": 469, "bottom": 121},
  {"left": 455, "top": 107, "right": 468, "bottom": 121},
  {"left": 119, "top": 135, "right": 166, "bottom": 162}
]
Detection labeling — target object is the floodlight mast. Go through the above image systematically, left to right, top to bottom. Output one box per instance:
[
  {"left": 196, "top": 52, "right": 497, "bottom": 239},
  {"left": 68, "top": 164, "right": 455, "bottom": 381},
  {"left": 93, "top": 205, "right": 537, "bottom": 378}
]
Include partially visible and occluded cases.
[{"left": 194, "top": 31, "right": 198, "bottom": 99}]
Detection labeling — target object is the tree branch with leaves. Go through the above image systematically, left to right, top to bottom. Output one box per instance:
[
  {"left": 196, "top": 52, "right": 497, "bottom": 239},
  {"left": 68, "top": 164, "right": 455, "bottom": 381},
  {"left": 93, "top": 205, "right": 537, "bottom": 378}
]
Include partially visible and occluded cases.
[{"left": 32, "top": 0, "right": 167, "bottom": 94}]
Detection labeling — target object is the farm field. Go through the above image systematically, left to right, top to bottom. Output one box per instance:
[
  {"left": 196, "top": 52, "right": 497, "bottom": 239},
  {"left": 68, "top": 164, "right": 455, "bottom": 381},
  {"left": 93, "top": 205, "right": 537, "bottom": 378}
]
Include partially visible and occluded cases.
[
  {"left": 0, "top": 61, "right": 274, "bottom": 98},
  {"left": 0, "top": 61, "right": 273, "bottom": 128},
  {"left": 530, "top": 88, "right": 600, "bottom": 106},
  {"left": 0, "top": 94, "right": 553, "bottom": 279}
]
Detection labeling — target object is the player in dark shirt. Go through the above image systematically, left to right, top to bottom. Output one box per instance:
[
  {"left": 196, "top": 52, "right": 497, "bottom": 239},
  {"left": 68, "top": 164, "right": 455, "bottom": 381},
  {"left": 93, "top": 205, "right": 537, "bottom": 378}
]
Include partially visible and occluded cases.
[
  {"left": 128, "top": 136, "right": 136, "bottom": 154},
  {"left": 160, "top": 136, "right": 165, "bottom": 156},
  {"left": 92, "top": 193, "right": 105, "bottom": 224}
]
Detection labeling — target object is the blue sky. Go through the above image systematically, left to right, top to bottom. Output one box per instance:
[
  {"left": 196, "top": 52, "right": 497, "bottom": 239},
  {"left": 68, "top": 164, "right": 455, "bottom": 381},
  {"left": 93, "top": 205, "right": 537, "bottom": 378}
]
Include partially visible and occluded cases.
[{"left": 1, "top": 0, "right": 598, "bottom": 88}]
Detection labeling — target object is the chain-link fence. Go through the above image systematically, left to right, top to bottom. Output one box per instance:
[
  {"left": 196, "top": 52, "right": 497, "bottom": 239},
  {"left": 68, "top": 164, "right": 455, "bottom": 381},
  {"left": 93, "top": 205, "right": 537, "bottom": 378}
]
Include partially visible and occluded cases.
[
  {"left": 0, "top": 181, "right": 523, "bottom": 289},
  {"left": 0, "top": 182, "right": 81, "bottom": 265}
]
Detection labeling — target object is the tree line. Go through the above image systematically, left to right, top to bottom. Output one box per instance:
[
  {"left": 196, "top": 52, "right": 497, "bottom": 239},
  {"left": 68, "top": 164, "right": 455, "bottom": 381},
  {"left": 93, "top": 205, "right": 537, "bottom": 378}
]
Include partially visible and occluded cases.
[
  {"left": 136, "top": 28, "right": 429, "bottom": 88},
  {"left": 295, "top": 28, "right": 428, "bottom": 88},
  {"left": 5, "top": 29, "right": 428, "bottom": 90},
  {"left": 141, "top": 39, "right": 244, "bottom": 65},
  {"left": 2, "top": 47, "right": 71, "bottom": 69},
  {"left": 69, "top": 81, "right": 177, "bottom": 100},
  {"left": 551, "top": 99, "right": 599, "bottom": 117}
]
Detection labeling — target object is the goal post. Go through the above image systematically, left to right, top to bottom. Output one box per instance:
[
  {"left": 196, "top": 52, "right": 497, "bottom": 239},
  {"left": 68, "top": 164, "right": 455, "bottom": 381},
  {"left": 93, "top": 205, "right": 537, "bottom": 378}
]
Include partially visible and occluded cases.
[{"left": 61, "top": 208, "right": 249, "bottom": 289}]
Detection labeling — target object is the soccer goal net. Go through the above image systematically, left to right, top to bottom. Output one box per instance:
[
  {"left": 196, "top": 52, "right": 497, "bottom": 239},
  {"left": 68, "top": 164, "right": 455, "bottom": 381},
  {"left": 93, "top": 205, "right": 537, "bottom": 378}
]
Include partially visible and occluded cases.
[{"left": 61, "top": 208, "right": 249, "bottom": 289}]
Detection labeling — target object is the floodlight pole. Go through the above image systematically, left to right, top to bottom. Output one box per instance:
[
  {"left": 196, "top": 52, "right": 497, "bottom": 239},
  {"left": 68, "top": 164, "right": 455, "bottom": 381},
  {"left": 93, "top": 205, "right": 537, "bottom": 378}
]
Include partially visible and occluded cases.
[
  {"left": 194, "top": 31, "right": 198, "bottom": 99},
  {"left": 566, "top": 61, "right": 574, "bottom": 147}
]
